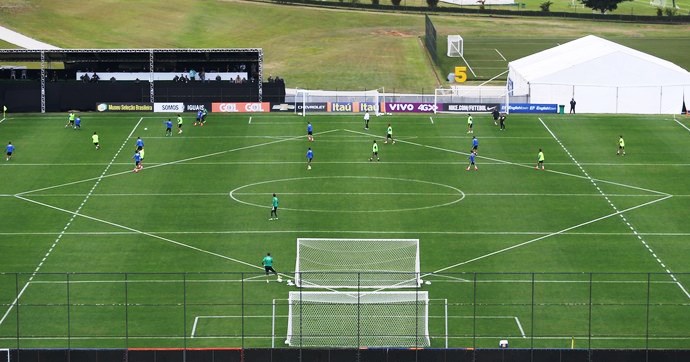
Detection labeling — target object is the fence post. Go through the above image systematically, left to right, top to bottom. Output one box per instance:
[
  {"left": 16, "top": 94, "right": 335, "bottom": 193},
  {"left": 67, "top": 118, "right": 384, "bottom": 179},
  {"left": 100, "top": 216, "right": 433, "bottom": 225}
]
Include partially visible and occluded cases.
[
  {"left": 241, "top": 272, "right": 244, "bottom": 350},
  {"left": 530, "top": 272, "right": 535, "bottom": 349},
  {"left": 588, "top": 272, "right": 593, "bottom": 350},
  {"left": 15, "top": 273, "right": 19, "bottom": 350},
  {"left": 67, "top": 273, "right": 71, "bottom": 350},
  {"left": 125, "top": 273, "right": 129, "bottom": 350},
  {"left": 183, "top": 273, "right": 187, "bottom": 356},
  {"left": 472, "top": 273, "right": 477, "bottom": 349},
  {"left": 646, "top": 273, "right": 651, "bottom": 350}
]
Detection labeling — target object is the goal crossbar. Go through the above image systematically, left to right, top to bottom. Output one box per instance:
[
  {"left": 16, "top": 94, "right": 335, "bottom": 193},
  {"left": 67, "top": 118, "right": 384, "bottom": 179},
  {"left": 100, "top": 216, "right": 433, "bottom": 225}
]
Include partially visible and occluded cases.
[{"left": 295, "top": 238, "right": 421, "bottom": 289}]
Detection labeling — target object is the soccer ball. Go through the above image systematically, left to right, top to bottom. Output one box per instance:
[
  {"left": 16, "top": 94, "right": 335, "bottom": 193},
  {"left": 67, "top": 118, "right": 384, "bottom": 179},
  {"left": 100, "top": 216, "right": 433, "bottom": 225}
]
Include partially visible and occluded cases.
[
  {"left": 144, "top": 128, "right": 148, "bottom": 131},
  {"left": 307, "top": 165, "right": 311, "bottom": 170},
  {"left": 284, "top": 339, "right": 290, "bottom": 345}
]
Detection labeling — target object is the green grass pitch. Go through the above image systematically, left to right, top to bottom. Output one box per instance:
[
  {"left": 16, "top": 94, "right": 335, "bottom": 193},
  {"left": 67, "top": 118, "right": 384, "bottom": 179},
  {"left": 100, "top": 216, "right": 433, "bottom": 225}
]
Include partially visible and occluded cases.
[{"left": 0, "top": 111, "right": 689, "bottom": 349}]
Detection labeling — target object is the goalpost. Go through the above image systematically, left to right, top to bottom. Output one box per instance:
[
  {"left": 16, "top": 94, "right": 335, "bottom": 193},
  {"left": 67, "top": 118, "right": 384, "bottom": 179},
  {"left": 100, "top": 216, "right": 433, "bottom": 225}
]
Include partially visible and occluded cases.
[
  {"left": 447, "top": 35, "right": 464, "bottom": 57},
  {"left": 434, "top": 84, "right": 509, "bottom": 115},
  {"left": 295, "top": 89, "right": 381, "bottom": 116},
  {"left": 295, "top": 238, "right": 421, "bottom": 289},
  {"left": 285, "top": 291, "right": 430, "bottom": 347}
]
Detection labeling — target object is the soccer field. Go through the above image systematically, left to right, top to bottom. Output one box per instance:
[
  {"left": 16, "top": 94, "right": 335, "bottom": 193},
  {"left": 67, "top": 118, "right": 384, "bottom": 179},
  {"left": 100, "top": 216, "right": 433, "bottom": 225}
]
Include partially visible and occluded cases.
[{"left": 0, "top": 111, "right": 689, "bottom": 349}]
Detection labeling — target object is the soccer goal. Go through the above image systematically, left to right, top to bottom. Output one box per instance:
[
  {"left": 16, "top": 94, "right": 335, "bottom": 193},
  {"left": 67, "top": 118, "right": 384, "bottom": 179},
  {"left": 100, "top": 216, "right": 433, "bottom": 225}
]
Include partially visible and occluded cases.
[
  {"left": 447, "top": 35, "right": 463, "bottom": 57},
  {"left": 434, "top": 85, "right": 509, "bottom": 115},
  {"left": 295, "top": 89, "right": 381, "bottom": 116},
  {"left": 295, "top": 238, "right": 421, "bottom": 289},
  {"left": 285, "top": 291, "right": 430, "bottom": 347}
]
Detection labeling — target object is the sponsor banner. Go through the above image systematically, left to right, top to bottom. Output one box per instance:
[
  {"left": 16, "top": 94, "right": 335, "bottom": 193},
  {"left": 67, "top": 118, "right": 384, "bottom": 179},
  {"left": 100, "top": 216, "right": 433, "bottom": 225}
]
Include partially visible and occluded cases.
[
  {"left": 96, "top": 102, "right": 153, "bottom": 112},
  {"left": 154, "top": 102, "right": 184, "bottom": 113},
  {"left": 212, "top": 102, "right": 270, "bottom": 113},
  {"left": 330, "top": 102, "right": 354, "bottom": 113},
  {"left": 359, "top": 102, "right": 378, "bottom": 113},
  {"left": 385, "top": 102, "right": 439, "bottom": 113},
  {"left": 271, "top": 103, "right": 296, "bottom": 112},
  {"left": 295, "top": 103, "right": 328, "bottom": 112},
  {"left": 443, "top": 103, "right": 499, "bottom": 113},
  {"left": 500, "top": 103, "right": 558, "bottom": 113},
  {"left": 186, "top": 104, "right": 209, "bottom": 112}
]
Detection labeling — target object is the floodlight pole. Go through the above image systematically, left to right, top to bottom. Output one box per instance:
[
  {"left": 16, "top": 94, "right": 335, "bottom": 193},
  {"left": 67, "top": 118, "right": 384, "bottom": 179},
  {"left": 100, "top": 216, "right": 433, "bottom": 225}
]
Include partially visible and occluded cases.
[
  {"left": 258, "top": 49, "right": 263, "bottom": 102},
  {"left": 149, "top": 50, "right": 155, "bottom": 103},
  {"left": 40, "top": 51, "right": 46, "bottom": 113}
]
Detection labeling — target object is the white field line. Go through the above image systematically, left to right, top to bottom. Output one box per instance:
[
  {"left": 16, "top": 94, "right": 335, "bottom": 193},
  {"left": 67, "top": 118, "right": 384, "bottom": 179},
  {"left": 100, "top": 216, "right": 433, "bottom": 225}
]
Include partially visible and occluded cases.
[
  {"left": 494, "top": 48, "right": 507, "bottom": 61},
  {"left": 459, "top": 54, "right": 477, "bottom": 78},
  {"left": 429, "top": 116, "right": 434, "bottom": 124},
  {"left": 0, "top": 117, "right": 144, "bottom": 328},
  {"left": 248, "top": 117, "right": 252, "bottom": 124},
  {"left": 539, "top": 117, "right": 689, "bottom": 300},
  {"left": 673, "top": 117, "right": 690, "bottom": 133},
  {"left": 0, "top": 118, "right": 6, "bottom": 124},
  {"left": 15, "top": 129, "right": 339, "bottom": 196},
  {"left": 342, "top": 129, "right": 669, "bottom": 197},
  {"left": 5, "top": 160, "right": 690, "bottom": 167},
  {"left": 14, "top": 192, "right": 662, "bottom": 198},
  {"left": 13, "top": 195, "right": 264, "bottom": 272},
  {"left": 427, "top": 195, "right": 672, "bottom": 275},
  {"left": 5, "top": 230, "right": 690, "bottom": 237},
  {"left": 24, "top": 277, "right": 682, "bottom": 286},
  {"left": 190, "top": 317, "right": 200, "bottom": 338},
  {"left": 515, "top": 317, "right": 526, "bottom": 338}
]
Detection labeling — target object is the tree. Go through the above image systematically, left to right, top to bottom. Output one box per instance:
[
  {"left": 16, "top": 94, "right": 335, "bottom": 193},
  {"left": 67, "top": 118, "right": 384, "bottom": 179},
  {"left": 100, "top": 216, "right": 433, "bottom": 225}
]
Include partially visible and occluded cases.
[
  {"left": 391, "top": 0, "right": 402, "bottom": 6},
  {"left": 426, "top": 0, "right": 440, "bottom": 8},
  {"left": 539, "top": 0, "right": 553, "bottom": 11},
  {"left": 580, "top": 0, "right": 631, "bottom": 13}
]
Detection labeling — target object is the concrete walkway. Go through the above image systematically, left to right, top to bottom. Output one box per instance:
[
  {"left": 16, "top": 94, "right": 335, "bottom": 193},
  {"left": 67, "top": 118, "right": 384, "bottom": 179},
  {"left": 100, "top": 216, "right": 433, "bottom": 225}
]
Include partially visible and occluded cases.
[{"left": 0, "top": 25, "right": 60, "bottom": 49}]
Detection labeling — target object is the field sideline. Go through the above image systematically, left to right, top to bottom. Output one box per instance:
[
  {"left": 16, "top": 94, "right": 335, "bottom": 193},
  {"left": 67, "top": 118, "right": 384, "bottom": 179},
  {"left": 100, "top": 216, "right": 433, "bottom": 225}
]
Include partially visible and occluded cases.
[{"left": 0, "top": 111, "right": 689, "bottom": 349}]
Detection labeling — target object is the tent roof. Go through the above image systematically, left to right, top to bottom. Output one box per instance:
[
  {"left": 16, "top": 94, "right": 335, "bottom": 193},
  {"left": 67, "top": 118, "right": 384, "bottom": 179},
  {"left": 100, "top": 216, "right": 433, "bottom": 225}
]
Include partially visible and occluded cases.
[{"left": 509, "top": 35, "right": 690, "bottom": 86}]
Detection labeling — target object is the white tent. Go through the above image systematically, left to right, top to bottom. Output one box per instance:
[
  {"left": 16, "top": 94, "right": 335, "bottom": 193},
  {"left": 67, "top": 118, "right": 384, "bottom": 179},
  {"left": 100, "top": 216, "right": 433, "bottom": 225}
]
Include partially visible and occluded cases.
[{"left": 507, "top": 35, "right": 690, "bottom": 114}]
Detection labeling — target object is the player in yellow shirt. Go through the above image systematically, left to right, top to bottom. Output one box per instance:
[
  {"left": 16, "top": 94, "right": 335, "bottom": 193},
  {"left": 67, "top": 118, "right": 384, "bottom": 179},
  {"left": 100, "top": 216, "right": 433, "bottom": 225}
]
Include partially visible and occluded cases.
[
  {"left": 92, "top": 132, "right": 100, "bottom": 150},
  {"left": 617, "top": 135, "right": 625, "bottom": 156}
]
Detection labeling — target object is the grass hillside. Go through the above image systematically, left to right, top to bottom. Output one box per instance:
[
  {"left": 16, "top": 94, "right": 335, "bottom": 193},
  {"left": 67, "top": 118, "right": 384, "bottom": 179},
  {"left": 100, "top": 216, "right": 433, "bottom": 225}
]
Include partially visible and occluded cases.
[{"left": 1, "top": 1, "right": 690, "bottom": 91}]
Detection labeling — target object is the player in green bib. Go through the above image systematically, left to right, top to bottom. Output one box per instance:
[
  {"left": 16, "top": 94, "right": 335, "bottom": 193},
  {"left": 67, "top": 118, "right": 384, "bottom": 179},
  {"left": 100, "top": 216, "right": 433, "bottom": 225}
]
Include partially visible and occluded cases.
[
  {"left": 66, "top": 112, "right": 76, "bottom": 128},
  {"left": 177, "top": 114, "right": 183, "bottom": 134},
  {"left": 385, "top": 124, "right": 395, "bottom": 144},
  {"left": 92, "top": 132, "right": 100, "bottom": 150},
  {"left": 617, "top": 135, "right": 625, "bottom": 156},
  {"left": 369, "top": 140, "right": 379, "bottom": 161},
  {"left": 536, "top": 148, "right": 545, "bottom": 170},
  {"left": 269, "top": 193, "right": 279, "bottom": 220},
  {"left": 262, "top": 252, "right": 279, "bottom": 283}
]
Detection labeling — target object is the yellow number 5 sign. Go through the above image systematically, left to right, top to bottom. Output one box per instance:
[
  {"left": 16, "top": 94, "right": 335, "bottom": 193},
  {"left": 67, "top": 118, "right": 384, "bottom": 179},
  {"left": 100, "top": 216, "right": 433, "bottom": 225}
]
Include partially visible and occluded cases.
[{"left": 454, "top": 66, "right": 467, "bottom": 83}]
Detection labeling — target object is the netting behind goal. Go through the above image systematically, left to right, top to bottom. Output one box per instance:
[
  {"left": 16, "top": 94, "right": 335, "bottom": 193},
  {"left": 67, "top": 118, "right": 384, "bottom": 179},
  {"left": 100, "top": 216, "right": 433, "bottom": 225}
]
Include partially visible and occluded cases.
[
  {"left": 434, "top": 86, "right": 509, "bottom": 114},
  {"left": 295, "top": 89, "right": 380, "bottom": 116},
  {"left": 295, "top": 238, "right": 421, "bottom": 289},
  {"left": 286, "top": 291, "right": 430, "bottom": 347}
]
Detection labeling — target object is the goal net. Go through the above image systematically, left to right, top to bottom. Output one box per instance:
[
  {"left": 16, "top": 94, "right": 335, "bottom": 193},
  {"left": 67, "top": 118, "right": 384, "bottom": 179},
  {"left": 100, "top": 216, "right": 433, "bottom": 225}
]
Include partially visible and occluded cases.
[
  {"left": 447, "top": 35, "right": 463, "bottom": 57},
  {"left": 434, "top": 86, "right": 508, "bottom": 115},
  {"left": 295, "top": 89, "right": 381, "bottom": 116},
  {"left": 295, "top": 238, "right": 421, "bottom": 289},
  {"left": 286, "top": 291, "right": 430, "bottom": 347}
]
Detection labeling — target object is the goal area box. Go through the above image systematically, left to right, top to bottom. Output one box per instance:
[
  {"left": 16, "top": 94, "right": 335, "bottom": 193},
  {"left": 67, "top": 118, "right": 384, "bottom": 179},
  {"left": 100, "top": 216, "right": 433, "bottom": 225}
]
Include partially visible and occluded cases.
[
  {"left": 294, "top": 238, "right": 421, "bottom": 289},
  {"left": 286, "top": 291, "right": 430, "bottom": 347}
]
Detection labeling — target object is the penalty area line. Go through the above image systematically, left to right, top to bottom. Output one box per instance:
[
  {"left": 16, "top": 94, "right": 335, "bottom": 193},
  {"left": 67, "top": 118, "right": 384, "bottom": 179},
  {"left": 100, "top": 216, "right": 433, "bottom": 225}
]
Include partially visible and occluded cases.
[{"left": 429, "top": 116, "right": 434, "bottom": 124}]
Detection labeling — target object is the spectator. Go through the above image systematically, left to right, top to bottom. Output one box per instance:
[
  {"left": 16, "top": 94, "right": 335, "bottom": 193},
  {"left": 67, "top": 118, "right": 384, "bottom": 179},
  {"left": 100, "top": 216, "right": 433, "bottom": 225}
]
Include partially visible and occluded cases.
[
  {"left": 10, "top": 69, "right": 16, "bottom": 80},
  {"left": 215, "top": 75, "right": 222, "bottom": 81}
]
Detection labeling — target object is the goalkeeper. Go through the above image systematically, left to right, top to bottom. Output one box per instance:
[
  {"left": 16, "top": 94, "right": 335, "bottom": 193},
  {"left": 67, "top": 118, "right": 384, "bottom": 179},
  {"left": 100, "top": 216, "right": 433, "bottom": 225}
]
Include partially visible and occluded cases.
[{"left": 262, "top": 253, "right": 279, "bottom": 282}]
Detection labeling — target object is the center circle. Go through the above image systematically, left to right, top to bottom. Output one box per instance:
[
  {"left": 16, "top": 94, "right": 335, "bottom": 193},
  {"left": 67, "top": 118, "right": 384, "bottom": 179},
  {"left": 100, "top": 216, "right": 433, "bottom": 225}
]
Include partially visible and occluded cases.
[{"left": 229, "top": 176, "right": 465, "bottom": 213}]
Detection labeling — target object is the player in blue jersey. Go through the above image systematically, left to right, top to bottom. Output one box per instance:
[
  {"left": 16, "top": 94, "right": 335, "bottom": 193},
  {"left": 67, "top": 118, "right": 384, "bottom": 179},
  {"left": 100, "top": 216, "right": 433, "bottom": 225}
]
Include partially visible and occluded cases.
[
  {"left": 201, "top": 108, "right": 208, "bottom": 125},
  {"left": 194, "top": 110, "right": 203, "bottom": 126},
  {"left": 74, "top": 116, "right": 81, "bottom": 130},
  {"left": 164, "top": 119, "right": 173, "bottom": 136},
  {"left": 307, "top": 122, "right": 314, "bottom": 142},
  {"left": 471, "top": 136, "right": 479, "bottom": 153},
  {"left": 135, "top": 137, "right": 144, "bottom": 151},
  {"left": 6, "top": 141, "right": 14, "bottom": 161},
  {"left": 306, "top": 147, "right": 314, "bottom": 170},
  {"left": 132, "top": 150, "right": 143, "bottom": 172},
  {"left": 466, "top": 150, "right": 477, "bottom": 171}
]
